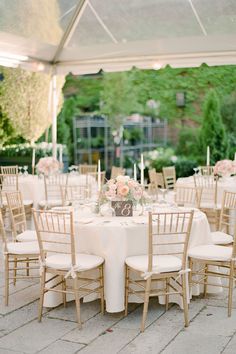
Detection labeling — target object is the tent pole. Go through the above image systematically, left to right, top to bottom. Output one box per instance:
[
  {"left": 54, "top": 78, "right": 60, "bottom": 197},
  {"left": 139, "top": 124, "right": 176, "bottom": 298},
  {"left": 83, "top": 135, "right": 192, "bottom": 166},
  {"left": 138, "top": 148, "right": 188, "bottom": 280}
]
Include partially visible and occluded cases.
[{"left": 52, "top": 74, "right": 57, "bottom": 159}]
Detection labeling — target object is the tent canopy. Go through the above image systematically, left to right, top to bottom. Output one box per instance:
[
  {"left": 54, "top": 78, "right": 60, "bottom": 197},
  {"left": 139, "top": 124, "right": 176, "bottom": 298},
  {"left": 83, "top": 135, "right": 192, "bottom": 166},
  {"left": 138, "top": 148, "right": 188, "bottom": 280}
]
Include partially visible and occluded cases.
[{"left": 1, "top": 0, "right": 236, "bottom": 75}]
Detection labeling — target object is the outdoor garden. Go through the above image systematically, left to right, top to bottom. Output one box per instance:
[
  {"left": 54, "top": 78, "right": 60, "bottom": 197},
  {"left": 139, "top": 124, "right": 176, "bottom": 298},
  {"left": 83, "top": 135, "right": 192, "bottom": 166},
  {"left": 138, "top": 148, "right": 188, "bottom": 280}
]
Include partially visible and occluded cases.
[{"left": 1, "top": 63, "right": 235, "bottom": 177}]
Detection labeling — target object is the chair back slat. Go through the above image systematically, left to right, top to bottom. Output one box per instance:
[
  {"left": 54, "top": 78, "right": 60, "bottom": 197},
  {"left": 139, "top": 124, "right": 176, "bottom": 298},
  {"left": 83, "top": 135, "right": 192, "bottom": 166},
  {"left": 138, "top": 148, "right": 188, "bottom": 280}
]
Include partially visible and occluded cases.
[
  {"left": 78, "top": 164, "right": 97, "bottom": 174},
  {"left": 1, "top": 166, "right": 18, "bottom": 175},
  {"left": 111, "top": 166, "right": 125, "bottom": 179},
  {"left": 199, "top": 166, "right": 214, "bottom": 176},
  {"left": 162, "top": 167, "right": 176, "bottom": 190},
  {"left": 44, "top": 174, "right": 68, "bottom": 204},
  {"left": 193, "top": 175, "right": 218, "bottom": 207},
  {"left": 175, "top": 186, "right": 201, "bottom": 208},
  {"left": 6, "top": 191, "right": 27, "bottom": 238},
  {"left": 218, "top": 191, "right": 236, "bottom": 237},
  {"left": 0, "top": 209, "right": 8, "bottom": 252},
  {"left": 33, "top": 209, "right": 76, "bottom": 264},
  {"left": 148, "top": 211, "right": 194, "bottom": 272}
]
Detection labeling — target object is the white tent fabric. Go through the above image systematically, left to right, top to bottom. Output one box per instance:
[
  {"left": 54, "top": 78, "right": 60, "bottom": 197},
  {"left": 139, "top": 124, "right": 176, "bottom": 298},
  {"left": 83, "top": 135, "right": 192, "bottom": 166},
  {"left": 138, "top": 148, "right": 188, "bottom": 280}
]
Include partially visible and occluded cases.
[{"left": 1, "top": 0, "right": 236, "bottom": 74}]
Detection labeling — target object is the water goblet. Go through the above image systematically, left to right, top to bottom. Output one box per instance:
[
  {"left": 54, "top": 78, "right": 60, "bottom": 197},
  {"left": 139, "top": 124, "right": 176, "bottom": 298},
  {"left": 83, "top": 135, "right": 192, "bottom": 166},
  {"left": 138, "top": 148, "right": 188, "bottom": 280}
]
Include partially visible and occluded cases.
[
  {"left": 23, "top": 165, "right": 28, "bottom": 176},
  {"left": 18, "top": 166, "right": 23, "bottom": 175},
  {"left": 193, "top": 167, "right": 199, "bottom": 175},
  {"left": 159, "top": 188, "right": 168, "bottom": 204}
]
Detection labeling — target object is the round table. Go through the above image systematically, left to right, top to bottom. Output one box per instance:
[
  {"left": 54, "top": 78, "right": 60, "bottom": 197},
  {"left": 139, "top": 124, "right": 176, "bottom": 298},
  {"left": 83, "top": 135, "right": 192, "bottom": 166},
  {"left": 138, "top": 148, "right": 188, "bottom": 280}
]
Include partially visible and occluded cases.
[
  {"left": 18, "top": 174, "right": 97, "bottom": 207},
  {"left": 44, "top": 207, "right": 211, "bottom": 312}
]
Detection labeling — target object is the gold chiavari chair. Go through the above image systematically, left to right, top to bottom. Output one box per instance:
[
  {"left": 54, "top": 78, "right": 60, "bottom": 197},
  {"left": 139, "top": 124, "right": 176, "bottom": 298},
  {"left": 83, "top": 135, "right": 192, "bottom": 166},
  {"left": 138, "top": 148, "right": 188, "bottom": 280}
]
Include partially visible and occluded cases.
[
  {"left": 78, "top": 164, "right": 97, "bottom": 175},
  {"left": 1, "top": 165, "right": 18, "bottom": 175},
  {"left": 110, "top": 166, "right": 125, "bottom": 179},
  {"left": 162, "top": 166, "right": 176, "bottom": 190},
  {"left": 199, "top": 166, "right": 214, "bottom": 176},
  {"left": 148, "top": 169, "right": 165, "bottom": 189},
  {"left": 87, "top": 171, "right": 106, "bottom": 186},
  {"left": 0, "top": 173, "right": 33, "bottom": 220},
  {"left": 40, "top": 174, "right": 69, "bottom": 209},
  {"left": 193, "top": 175, "right": 219, "bottom": 229},
  {"left": 60, "top": 184, "right": 91, "bottom": 206},
  {"left": 174, "top": 186, "right": 202, "bottom": 208},
  {"left": 6, "top": 191, "right": 37, "bottom": 242},
  {"left": 211, "top": 191, "right": 236, "bottom": 245},
  {"left": 188, "top": 194, "right": 236, "bottom": 316},
  {"left": 0, "top": 209, "right": 39, "bottom": 305},
  {"left": 32, "top": 209, "right": 105, "bottom": 327},
  {"left": 124, "top": 210, "right": 194, "bottom": 332}
]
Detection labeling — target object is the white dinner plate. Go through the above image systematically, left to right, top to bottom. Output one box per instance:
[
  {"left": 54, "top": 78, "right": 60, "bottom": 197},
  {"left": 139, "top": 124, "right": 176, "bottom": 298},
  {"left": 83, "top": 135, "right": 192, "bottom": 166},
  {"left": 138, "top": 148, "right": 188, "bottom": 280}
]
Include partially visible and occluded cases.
[{"left": 78, "top": 218, "right": 94, "bottom": 224}]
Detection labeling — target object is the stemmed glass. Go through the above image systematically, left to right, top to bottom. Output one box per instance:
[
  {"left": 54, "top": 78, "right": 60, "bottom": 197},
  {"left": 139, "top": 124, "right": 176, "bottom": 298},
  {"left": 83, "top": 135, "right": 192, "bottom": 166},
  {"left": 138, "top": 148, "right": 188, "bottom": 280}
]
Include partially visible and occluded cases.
[
  {"left": 23, "top": 165, "right": 28, "bottom": 176},
  {"left": 18, "top": 166, "right": 23, "bottom": 175},
  {"left": 193, "top": 167, "right": 199, "bottom": 175},
  {"left": 159, "top": 188, "right": 168, "bottom": 204}
]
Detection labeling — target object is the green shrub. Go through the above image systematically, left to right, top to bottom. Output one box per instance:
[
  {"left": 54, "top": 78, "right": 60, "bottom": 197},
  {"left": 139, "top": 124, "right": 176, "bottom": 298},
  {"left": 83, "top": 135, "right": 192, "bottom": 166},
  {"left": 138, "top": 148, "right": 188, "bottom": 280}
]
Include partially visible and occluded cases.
[{"left": 175, "top": 157, "right": 198, "bottom": 178}]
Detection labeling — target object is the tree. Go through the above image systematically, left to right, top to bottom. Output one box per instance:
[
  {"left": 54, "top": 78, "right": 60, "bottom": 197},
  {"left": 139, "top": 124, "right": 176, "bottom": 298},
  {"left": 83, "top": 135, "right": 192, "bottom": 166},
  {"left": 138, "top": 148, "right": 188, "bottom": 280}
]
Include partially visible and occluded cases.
[
  {"left": 100, "top": 72, "right": 140, "bottom": 131},
  {"left": 199, "top": 90, "right": 228, "bottom": 164}
]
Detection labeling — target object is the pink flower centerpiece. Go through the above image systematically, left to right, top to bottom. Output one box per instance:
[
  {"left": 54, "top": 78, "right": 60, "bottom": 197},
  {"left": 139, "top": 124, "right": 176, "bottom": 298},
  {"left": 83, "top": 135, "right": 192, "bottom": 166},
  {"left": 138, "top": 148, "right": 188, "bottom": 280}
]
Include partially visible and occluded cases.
[
  {"left": 36, "top": 157, "right": 60, "bottom": 176},
  {"left": 214, "top": 159, "right": 236, "bottom": 177},
  {"left": 102, "top": 175, "right": 143, "bottom": 204}
]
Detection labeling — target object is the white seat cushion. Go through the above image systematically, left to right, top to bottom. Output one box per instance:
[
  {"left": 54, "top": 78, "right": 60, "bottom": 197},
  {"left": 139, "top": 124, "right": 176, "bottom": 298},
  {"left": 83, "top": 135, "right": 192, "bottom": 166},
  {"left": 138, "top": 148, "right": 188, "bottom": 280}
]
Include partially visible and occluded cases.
[
  {"left": 23, "top": 199, "right": 33, "bottom": 206},
  {"left": 38, "top": 199, "right": 62, "bottom": 208},
  {"left": 16, "top": 230, "right": 37, "bottom": 242},
  {"left": 211, "top": 231, "right": 233, "bottom": 245},
  {"left": 7, "top": 242, "right": 39, "bottom": 255},
  {"left": 188, "top": 245, "right": 233, "bottom": 261},
  {"left": 45, "top": 253, "right": 104, "bottom": 271},
  {"left": 125, "top": 255, "right": 182, "bottom": 273}
]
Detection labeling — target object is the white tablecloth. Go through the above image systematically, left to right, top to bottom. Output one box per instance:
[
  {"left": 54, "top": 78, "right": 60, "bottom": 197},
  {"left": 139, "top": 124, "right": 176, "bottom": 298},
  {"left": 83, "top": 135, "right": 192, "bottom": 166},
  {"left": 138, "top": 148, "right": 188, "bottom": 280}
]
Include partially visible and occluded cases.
[
  {"left": 18, "top": 174, "right": 97, "bottom": 207},
  {"left": 177, "top": 175, "right": 236, "bottom": 204},
  {"left": 44, "top": 208, "right": 211, "bottom": 312}
]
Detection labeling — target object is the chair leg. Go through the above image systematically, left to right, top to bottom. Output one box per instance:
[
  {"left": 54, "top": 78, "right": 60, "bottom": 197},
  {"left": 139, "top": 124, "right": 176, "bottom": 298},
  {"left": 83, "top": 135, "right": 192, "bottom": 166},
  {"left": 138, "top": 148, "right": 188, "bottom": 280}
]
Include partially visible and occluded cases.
[
  {"left": 5, "top": 255, "right": 9, "bottom": 306},
  {"left": 13, "top": 257, "right": 17, "bottom": 286},
  {"left": 26, "top": 258, "right": 29, "bottom": 277},
  {"left": 228, "top": 263, "right": 234, "bottom": 317},
  {"left": 99, "top": 264, "right": 105, "bottom": 315},
  {"left": 124, "top": 264, "right": 129, "bottom": 316},
  {"left": 204, "top": 264, "right": 208, "bottom": 298},
  {"left": 38, "top": 270, "right": 46, "bottom": 322},
  {"left": 182, "top": 273, "right": 189, "bottom": 327},
  {"left": 62, "top": 276, "right": 67, "bottom": 308},
  {"left": 73, "top": 277, "right": 82, "bottom": 329},
  {"left": 141, "top": 277, "right": 151, "bottom": 332},
  {"left": 165, "top": 278, "right": 169, "bottom": 311}
]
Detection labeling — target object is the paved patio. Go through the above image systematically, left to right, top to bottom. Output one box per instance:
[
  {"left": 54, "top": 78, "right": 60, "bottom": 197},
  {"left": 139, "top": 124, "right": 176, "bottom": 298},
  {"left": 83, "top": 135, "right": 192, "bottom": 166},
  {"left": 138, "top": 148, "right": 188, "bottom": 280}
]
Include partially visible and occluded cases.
[{"left": 0, "top": 247, "right": 236, "bottom": 354}]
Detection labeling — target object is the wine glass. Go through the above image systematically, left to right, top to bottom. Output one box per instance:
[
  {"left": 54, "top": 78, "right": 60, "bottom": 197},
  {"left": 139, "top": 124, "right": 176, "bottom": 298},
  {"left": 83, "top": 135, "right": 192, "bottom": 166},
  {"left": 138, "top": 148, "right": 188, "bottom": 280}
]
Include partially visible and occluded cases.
[
  {"left": 23, "top": 165, "right": 28, "bottom": 176},
  {"left": 18, "top": 166, "right": 23, "bottom": 175},
  {"left": 193, "top": 167, "right": 199, "bottom": 175},
  {"left": 159, "top": 188, "right": 168, "bottom": 204}
]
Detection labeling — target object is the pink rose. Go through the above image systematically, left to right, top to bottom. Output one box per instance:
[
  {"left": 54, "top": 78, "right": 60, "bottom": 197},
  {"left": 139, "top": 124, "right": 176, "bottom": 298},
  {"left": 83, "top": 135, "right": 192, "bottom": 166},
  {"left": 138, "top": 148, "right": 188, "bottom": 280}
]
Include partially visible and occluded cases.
[{"left": 118, "top": 185, "right": 129, "bottom": 197}]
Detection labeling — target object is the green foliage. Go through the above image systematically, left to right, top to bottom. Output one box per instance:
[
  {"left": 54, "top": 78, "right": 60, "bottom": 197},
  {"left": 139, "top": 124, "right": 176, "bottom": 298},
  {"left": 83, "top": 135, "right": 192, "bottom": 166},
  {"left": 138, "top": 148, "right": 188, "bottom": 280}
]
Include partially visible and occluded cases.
[
  {"left": 100, "top": 72, "right": 140, "bottom": 130},
  {"left": 199, "top": 90, "right": 228, "bottom": 164},
  {"left": 0, "top": 107, "right": 16, "bottom": 146},
  {"left": 176, "top": 127, "right": 200, "bottom": 159},
  {"left": 174, "top": 157, "right": 198, "bottom": 178}
]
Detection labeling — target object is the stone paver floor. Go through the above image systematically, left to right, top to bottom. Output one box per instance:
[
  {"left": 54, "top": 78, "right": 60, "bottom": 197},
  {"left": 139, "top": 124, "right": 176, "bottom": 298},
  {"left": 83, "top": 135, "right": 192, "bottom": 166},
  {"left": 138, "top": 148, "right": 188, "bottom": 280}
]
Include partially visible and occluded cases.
[{"left": 0, "top": 256, "right": 235, "bottom": 353}]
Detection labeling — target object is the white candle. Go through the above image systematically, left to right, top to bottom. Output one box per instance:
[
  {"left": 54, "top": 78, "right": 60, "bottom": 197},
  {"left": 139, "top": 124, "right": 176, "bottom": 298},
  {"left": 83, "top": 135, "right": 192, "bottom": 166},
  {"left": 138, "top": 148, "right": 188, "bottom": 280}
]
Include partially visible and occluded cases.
[
  {"left": 59, "top": 145, "right": 63, "bottom": 164},
  {"left": 206, "top": 146, "right": 210, "bottom": 166},
  {"left": 32, "top": 148, "right": 35, "bottom": 168},
  {"left": 234, "top": 152, "right": 236, "bottom": 161},
  {"left": 141, "top": 154, "right": 144, "bottom": 186},
  {"left": 98, "top": 160, "right": 101, "bottom": 192},
  {"left": 134, "top": 163, "right": 137, "bottom": 181}
]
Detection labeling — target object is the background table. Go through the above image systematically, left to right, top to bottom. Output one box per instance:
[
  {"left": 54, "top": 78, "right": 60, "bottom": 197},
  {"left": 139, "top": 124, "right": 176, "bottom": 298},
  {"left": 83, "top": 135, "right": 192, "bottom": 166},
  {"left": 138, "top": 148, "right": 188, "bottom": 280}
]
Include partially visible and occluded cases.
[
  {"left": 18, "top": 174, "right": 97, "bottom": 207},
  {"left": 177, "top": 175, "right": 236, "bottom": 204}
]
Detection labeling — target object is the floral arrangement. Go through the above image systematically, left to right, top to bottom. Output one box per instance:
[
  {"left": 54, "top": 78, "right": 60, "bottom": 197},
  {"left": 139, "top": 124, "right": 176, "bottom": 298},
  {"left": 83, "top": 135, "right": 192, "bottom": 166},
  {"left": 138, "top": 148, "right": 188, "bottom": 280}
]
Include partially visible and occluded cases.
[
  {"left": 0, "top": 142, "right": 66, "bottom": 158},
  {"left": 36, "top": 157, "right": 60, "bottom": 176},
  {"left": 214, "top": 159, "right": 236, "bottom": 177},
  {"left": 102, "top": 175, "right": 143, "bottom": 204}
]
